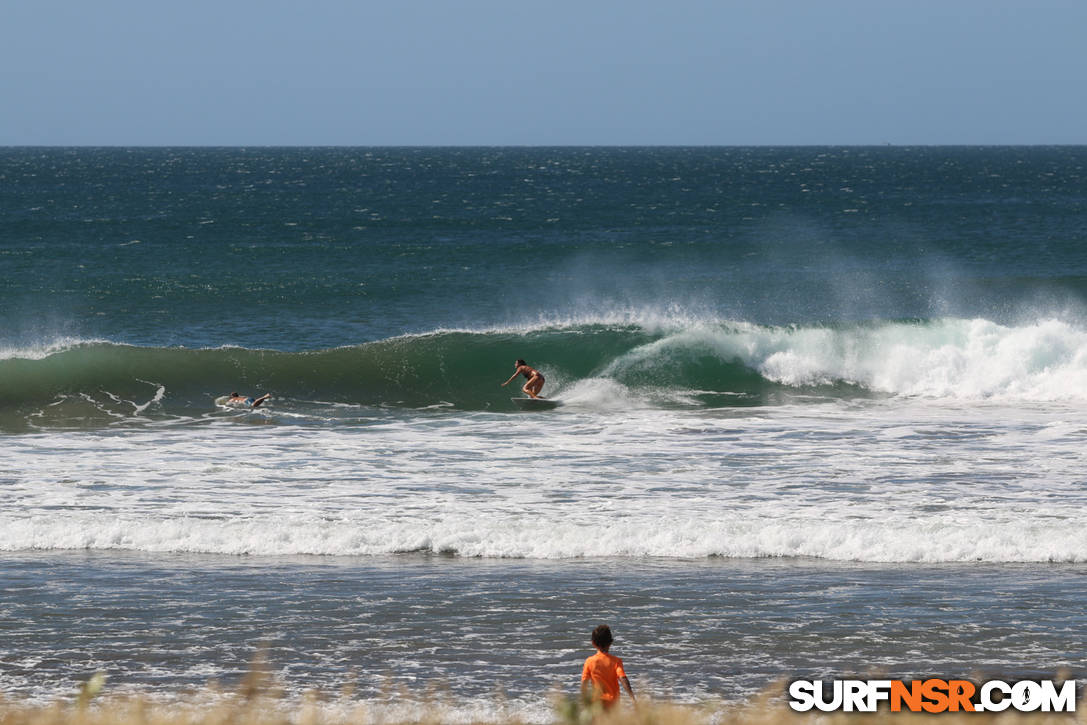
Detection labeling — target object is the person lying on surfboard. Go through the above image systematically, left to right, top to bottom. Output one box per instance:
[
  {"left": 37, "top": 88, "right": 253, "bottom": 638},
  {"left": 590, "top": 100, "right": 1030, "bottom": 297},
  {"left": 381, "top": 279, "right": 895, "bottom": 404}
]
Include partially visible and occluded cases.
[
  {"left": 501, "top": 359, "right": 545, "bottom": 399},
  {"left": 227, "top": 392, "right": 271, "bottom": 409}
]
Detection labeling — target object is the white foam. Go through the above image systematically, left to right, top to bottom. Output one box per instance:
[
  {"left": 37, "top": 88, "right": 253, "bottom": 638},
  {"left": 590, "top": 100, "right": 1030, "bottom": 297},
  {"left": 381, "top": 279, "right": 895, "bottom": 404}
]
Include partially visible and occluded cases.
[
  {"left": 385, "top": 304, "right": 714, "bottom": 340},
  {"left": 603, "top": 317, "right": 1087, "bottom": 402},
  {"left": 0, "top": 337, "right": 111, "bottom": 360},
  {"left": 554, "top": 378, "right": 688, "bottom": 411},
  {"left": 4, "top": 398, "right": 1087, "bottom": 564},
  {"left": 3, "top": 510, "right": 1085, "bottom": 563}
]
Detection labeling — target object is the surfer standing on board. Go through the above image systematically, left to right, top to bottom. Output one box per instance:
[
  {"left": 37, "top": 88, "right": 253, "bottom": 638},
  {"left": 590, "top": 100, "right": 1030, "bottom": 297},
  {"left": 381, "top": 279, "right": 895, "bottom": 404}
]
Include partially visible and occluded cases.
[{"left": 501, "top": 359, "right": 545, "bottom": 399}]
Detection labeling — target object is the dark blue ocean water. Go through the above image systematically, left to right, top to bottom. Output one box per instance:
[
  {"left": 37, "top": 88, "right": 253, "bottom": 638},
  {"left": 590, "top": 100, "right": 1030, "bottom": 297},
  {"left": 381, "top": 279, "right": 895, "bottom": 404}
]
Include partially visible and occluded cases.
[
  {"left": 3, "top": 146, "right": 1086, "bottom": 351},
  {"left": 3, "top": 148, "right": 1087, "bottom": 715}
]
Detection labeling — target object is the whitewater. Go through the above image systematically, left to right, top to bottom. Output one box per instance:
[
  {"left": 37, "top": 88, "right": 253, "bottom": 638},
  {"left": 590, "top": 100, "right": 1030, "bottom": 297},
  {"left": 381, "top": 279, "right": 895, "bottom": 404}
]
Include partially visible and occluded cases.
[{"left": 3, "top": 399, "right": 1086, "bottom": 562}]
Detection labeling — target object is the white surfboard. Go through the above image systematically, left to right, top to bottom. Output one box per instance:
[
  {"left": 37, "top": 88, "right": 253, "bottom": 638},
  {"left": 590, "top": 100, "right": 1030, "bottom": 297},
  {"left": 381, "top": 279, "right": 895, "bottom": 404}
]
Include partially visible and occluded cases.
[{"left": 215, "top": 394, "right": 270, "bottom": 409}]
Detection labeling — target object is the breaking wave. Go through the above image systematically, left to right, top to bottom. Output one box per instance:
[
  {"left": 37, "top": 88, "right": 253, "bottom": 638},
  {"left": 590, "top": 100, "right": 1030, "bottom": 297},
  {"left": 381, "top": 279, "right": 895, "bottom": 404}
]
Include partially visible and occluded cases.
[
  {"left": 3, "top": 316, "right": 1087, "bottom": 428},
  {"left": 4, "top": 511, "right": 1086, "bottom": 563}
]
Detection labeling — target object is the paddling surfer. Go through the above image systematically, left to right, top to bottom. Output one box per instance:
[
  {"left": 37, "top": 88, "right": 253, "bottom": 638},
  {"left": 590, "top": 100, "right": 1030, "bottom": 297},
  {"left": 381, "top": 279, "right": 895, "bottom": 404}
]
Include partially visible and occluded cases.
[
  {"left": 501, "top": 359, "right": 545, "bottom": 399},
  {"left": 227, "top": 392, "right": 271, "bottom": 408}
]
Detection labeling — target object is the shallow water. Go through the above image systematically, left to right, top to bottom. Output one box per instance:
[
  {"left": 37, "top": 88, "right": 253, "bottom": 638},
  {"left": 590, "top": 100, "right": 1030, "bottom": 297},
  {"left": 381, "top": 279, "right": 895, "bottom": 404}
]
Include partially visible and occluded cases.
[{"left": 3, "top": 552, "right": 1084, "bottom": 713}]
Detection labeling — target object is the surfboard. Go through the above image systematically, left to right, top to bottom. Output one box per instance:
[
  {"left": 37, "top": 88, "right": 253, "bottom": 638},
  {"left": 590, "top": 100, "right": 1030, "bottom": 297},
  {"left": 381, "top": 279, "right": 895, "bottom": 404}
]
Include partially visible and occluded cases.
[{"left": 511, "top": 397, "right": 560, "bottom": 411}]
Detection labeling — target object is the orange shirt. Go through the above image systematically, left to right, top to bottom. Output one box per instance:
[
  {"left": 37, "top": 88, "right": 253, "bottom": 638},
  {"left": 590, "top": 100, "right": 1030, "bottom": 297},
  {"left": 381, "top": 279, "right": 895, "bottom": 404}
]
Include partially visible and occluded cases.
[{"left": 581, "top": 651, "right": 626, "bottom": 705}]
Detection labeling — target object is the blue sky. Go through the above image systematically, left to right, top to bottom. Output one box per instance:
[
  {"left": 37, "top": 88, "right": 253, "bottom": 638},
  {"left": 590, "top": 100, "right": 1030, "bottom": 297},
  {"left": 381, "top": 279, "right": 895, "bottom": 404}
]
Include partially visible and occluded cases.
[{"left": 2, "top": 0, "right": 1084, "bottom": 145}]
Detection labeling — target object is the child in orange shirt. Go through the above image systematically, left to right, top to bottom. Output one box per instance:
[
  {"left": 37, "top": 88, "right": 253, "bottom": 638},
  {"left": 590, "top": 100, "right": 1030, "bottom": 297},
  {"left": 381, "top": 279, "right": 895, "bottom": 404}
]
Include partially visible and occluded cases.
[{"left": 580, "top": 624, "right": 636, "bottom": 709}]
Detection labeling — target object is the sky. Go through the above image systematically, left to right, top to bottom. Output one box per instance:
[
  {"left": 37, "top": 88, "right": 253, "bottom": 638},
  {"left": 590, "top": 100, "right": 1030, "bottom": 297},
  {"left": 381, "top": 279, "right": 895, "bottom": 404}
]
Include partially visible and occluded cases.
[{"left": 2, "top": 0, "right": 1085, "bottom": 146}]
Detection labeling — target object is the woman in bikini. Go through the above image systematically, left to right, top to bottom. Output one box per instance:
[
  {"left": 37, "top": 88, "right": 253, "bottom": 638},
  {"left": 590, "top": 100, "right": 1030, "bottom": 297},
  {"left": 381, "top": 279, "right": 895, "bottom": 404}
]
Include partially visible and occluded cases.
[{"left": 501, "top": 359, "right": 545, "bottom": 399}]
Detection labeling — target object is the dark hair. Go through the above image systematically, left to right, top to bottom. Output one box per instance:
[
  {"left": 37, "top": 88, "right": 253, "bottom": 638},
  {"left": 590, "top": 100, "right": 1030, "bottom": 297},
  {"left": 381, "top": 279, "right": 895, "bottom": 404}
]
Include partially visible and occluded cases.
[
  {"left": 515, "top": 359, "right": 526, "bottom": 367},
  {"left": 230, "top": 392, "right": 239, "bottom": 397},
  {"left": 591, "top": 624, "right": 613, "bottom": 651}
]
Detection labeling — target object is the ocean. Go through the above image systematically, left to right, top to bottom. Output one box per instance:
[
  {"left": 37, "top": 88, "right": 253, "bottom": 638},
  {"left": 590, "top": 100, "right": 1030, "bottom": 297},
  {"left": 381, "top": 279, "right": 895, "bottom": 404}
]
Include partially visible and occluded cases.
[{"left": 2, "top": 146, "right": 1087, "bottom": 719}]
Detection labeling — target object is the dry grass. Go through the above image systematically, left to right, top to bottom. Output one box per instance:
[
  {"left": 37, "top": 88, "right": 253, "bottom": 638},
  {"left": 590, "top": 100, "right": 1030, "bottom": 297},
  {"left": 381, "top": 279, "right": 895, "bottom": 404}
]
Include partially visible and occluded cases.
[{"left": 1, "top": 675, "right": 1083, "bottom": 725}]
